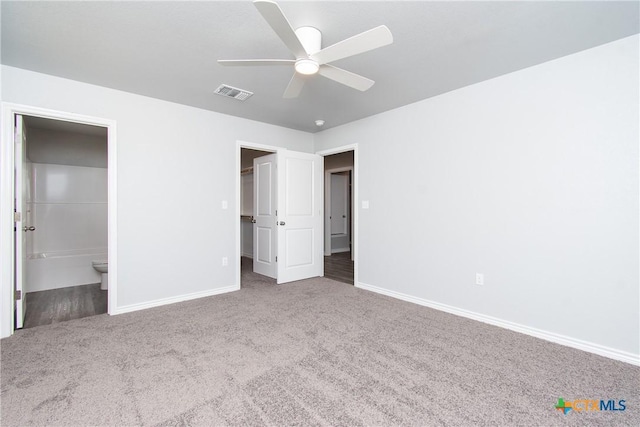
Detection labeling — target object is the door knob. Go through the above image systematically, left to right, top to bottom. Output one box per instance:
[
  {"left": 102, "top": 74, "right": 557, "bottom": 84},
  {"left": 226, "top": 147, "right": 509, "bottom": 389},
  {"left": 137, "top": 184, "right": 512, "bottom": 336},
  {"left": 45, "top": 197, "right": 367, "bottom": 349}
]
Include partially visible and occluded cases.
[
  {"left": 251, "top": 218, "right": 256, "bottom": 223},
  {"left": 279, "top": 221, "right": 286, "bottom": 226},
  {"left": 23, "top": 226, "right": 35, "bottom": 232}
]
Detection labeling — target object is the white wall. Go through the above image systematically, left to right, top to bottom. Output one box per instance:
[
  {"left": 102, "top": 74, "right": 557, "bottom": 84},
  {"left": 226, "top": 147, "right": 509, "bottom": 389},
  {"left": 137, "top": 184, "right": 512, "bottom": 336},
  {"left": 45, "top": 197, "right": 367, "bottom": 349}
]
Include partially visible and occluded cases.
[
  {"left": 315, "top": 35, "right": 640, "bottom": 361},
  {"left": 2, "top": 65, "right": 313, "bottom": 316},
  {"left": 30, "top": 163, "right": 107, "bottom": 255}
]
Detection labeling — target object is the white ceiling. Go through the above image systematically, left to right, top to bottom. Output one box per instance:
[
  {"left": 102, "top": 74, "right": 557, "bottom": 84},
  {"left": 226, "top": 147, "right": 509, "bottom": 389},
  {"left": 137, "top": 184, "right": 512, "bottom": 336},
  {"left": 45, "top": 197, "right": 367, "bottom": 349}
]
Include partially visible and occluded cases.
[{"left": 2, "top": 1, "right": 638, "bottom": 133}]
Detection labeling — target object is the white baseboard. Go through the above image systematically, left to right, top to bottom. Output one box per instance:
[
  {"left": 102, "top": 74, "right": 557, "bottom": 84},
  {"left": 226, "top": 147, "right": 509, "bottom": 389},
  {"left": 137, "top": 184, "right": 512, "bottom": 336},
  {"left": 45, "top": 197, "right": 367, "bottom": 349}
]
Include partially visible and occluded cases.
[
  {"left": 331, "top": 248, "right": 350, "bottom": 254},
  {"left": 241, "top": 252, "right": 253, "bottom": 259},
  {"left": 356, "top": 281, "right": 639, "bottom": 366},
  {"left": 112, "top": 285, "right": 239, "bottom": 315}
]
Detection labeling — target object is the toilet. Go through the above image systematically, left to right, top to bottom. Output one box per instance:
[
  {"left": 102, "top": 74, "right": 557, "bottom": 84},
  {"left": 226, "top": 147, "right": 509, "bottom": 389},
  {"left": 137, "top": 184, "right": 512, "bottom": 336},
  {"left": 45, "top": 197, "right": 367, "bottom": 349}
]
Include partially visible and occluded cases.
[{"left": 92, "top": 260, "right": 108, "bottom": 290}]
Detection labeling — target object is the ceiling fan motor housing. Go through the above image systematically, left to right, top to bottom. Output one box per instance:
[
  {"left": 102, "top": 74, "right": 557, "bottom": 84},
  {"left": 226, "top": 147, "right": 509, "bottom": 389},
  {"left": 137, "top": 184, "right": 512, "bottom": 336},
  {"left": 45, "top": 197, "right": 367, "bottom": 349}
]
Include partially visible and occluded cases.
[{"left": 295, "top": 26, "right": 322, "bottom": 56}]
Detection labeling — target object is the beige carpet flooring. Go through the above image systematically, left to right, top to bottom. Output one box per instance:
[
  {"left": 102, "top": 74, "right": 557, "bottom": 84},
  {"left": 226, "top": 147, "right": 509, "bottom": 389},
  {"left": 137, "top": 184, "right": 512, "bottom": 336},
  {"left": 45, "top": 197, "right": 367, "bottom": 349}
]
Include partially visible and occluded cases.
[{"left": 1, "top": 261, "right": 638, "bottom": 426}]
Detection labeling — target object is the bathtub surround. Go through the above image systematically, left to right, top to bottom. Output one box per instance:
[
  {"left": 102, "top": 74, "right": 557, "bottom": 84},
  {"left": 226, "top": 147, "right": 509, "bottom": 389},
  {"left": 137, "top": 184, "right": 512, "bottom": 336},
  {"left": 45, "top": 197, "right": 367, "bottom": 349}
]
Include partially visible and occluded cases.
[
  {"left": 26, "top": 163, "right": 107, "bottom": 292},
  {"left": 30, "top": 163, "right": 107, "bottom": 254},
  {"left": 26, "top": 248, "right": 107, "bottom": 293},
  {"left": 1, "top": 264, "right": 639, "bottom": 426}
]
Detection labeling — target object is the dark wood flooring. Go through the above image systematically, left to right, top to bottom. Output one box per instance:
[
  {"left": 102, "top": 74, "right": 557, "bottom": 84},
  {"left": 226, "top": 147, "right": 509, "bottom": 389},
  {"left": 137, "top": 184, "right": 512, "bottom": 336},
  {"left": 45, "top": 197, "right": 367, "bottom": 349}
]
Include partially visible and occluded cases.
[
  {"left": 324, "top": 251, "right": 354, "bottom": 285},
  {"left": 242, "top": 252, "right": 354, "bottom": 286},
  {"left": 23, "top": 283, "right": 107, "bottom": 329}
]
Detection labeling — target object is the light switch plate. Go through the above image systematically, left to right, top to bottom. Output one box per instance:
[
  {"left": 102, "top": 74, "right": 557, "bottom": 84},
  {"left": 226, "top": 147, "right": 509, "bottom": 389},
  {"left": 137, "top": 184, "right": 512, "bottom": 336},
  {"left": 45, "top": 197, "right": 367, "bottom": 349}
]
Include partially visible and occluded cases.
[
  {"left": 222, "top": 200, "right": 228, "bottom": 209},
  {"left": 362, "top": 200, "right": 370, "bottom": 209}
]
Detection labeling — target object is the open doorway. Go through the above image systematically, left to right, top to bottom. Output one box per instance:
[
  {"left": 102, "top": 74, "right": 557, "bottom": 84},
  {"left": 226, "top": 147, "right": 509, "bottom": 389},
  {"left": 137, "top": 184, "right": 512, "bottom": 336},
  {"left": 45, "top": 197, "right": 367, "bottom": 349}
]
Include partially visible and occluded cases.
[
  {"left": 0, "top": 103, "right": 118, "bottom": 337},
  {"left": 1, "top": 104, "right": 117, "bottom": 338},
  {"left": 19, "top": 116, "right": 108, "bottom": 329},
  {"left": 236, "top": 142, "right": 325, "bottom": 288},
  {"left": 239, "top": 147, "right": 275, "bottom": 288},
  {"left": 323, "top": 150, "right": 355, "bottom": 285}
]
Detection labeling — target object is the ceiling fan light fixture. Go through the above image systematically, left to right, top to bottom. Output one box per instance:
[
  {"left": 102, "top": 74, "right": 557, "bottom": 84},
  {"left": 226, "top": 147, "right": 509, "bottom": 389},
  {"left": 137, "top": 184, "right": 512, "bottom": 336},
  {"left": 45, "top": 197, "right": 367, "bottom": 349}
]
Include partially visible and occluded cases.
[{"left": 295, "top": 59, "right": 319, "bottom": 75}]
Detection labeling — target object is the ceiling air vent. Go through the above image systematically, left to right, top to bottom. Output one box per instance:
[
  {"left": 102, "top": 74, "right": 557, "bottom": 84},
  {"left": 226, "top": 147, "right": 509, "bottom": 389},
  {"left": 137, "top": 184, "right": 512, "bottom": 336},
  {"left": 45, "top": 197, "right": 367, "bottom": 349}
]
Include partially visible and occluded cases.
[{"left": 214, "top": 84, "right": 253, "bottom": 101}]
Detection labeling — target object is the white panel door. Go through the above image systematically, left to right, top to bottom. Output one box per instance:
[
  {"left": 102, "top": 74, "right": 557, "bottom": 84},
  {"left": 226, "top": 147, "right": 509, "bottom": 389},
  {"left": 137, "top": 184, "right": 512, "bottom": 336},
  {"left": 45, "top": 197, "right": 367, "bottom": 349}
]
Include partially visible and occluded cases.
[
  {"left": 14, "top": 115, "right": 28, "bottom": 329},
  {"left": 277, "top": 151, "right": 323, "bottom": 284},
  {"left": 253, "top": 154, "right": 277, "bottom": 279},
  {"left": 330, "top": 173, "right": 348, "bottom": 235}
]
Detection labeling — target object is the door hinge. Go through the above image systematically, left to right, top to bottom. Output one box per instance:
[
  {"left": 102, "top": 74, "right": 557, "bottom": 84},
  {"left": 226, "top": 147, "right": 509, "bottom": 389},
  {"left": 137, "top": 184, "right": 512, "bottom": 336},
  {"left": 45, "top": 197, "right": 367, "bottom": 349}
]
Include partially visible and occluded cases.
[
  {"left": 14, "top": 212, "right": 21, "bottom": 222},
  {"left": 275, "top": 256, "right": 278, "bottom": 262},
  {"left": 15, "top": 290, "right": 22, "bottom": 301}
]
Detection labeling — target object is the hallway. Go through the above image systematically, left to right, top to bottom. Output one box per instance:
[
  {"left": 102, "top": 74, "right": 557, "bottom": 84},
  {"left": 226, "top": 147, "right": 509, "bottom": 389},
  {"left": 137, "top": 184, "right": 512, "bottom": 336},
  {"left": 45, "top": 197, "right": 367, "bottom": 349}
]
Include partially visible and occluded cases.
[{"left": 324, "top": 252, "right": 353, "bottom": 285}]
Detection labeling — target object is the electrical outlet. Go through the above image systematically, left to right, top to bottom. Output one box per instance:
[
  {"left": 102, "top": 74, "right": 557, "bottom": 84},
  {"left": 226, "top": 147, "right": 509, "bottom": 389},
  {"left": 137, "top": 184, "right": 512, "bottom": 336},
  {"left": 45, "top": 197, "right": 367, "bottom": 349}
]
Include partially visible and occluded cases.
[
  {"left": 222, "top": 257, "right": 228, "bottom": 266},
  {"left": 476, "top": 273, "right": 484, "bottom": 286}
]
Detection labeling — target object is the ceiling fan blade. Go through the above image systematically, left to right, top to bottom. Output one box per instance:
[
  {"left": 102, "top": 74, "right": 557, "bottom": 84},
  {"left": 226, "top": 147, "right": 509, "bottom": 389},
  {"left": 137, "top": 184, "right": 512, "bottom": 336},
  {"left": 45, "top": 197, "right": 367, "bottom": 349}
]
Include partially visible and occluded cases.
[
  {"left": 253, "top": 0, "right": 308, "bottom": 58},
  {"left": 311, "top": 25, "right": 393, "bottom": 65},
  {"left": 218, "top": 59, "right": 295, "bottom": 67},
  {"left": 318, "top": 65, "right": 374, "bottom": 91},
  {"left": 283, "top": 73, "right": 305, "bottom": 98}
]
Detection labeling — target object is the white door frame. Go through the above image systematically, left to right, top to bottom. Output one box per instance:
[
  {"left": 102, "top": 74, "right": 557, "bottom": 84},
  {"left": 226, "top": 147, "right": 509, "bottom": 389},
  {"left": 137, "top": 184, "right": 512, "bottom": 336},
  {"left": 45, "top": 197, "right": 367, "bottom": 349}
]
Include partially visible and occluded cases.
[
  {"left": 0, "top": 103, "right": 118, "bottom": 338},
  {"left": 235, "top": 140, "right": 280, "bottom": 288},
  {"left": 316, "top": 144, "right": 358, "bottom": 286},
  {"left": 324, "top": 166, "right": 353, "bottom": 256}
]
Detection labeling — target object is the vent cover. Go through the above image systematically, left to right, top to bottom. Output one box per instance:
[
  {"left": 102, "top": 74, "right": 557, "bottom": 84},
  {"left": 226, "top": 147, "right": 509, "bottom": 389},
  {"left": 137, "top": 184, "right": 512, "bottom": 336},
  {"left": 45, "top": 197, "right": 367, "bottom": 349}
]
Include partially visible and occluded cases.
[{"left": 214, "top": 84, "right": 253, "bottom": 101}]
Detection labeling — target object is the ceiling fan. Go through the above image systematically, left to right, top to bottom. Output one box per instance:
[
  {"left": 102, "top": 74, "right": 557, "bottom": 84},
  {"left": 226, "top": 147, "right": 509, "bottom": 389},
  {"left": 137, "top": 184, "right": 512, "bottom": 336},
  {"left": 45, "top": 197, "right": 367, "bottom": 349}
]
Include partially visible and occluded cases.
[{"left": 218, "top": 0, "right": 393, "bottom": 98}]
